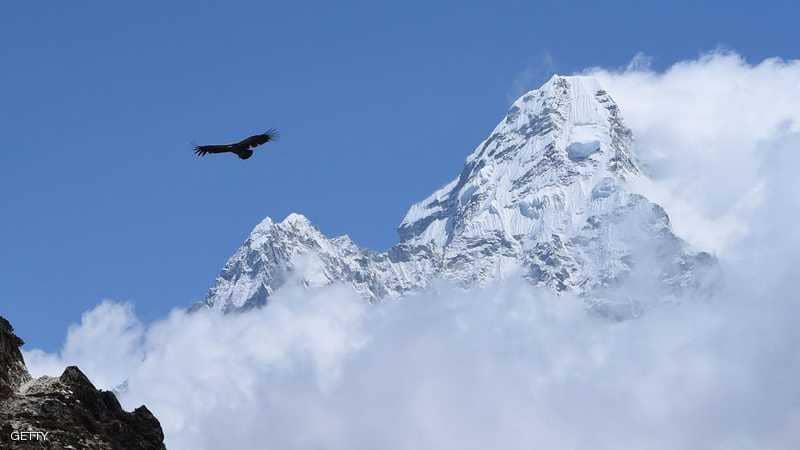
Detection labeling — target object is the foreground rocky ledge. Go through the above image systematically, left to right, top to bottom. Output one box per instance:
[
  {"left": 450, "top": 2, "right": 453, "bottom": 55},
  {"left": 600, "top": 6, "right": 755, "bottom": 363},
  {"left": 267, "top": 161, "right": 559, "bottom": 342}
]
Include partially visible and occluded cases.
[{"left": 0, "top": 316, "right": 166, "bottom": 449}]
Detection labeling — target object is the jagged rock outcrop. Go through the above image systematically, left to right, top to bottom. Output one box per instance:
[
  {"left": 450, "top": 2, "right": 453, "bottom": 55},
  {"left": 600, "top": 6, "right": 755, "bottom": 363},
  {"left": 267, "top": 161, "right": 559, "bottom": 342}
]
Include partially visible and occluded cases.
[
  {"left": 197, "top": 75, "right": 717, "bottom": 314},
  {"left": 0, "top": 315, "right": 166, "bottom": 449},
  {"left": 0, "top": 318, "right": 29, "bottom": 400}
]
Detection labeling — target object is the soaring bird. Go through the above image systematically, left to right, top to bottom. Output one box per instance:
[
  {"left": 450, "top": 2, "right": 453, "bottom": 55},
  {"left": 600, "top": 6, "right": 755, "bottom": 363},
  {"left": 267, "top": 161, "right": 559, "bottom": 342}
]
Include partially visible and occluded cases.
[{"left": 194, "top": 129, "right": 279, "bottom": 160}]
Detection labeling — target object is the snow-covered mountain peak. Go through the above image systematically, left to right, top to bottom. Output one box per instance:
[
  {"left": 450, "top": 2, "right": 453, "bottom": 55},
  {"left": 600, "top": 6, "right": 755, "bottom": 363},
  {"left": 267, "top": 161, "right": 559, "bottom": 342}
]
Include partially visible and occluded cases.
[
  {"left": 398, "top": 74, "right": 639, "bottom": 252},
  {"left": 487, "top": 74, "right": 636, "bottom": 175},
  {"left": 199, "top": 75, "right": 715, "bottom": 314},
  {"left": 281, "top": 212, "right": 312, "bottom": 227},
  {"left": 248, "top": 213, "right": 318, "bottom": 248},
  {"left": 252, "top": 216, "right": 274, "bottom": 232}
]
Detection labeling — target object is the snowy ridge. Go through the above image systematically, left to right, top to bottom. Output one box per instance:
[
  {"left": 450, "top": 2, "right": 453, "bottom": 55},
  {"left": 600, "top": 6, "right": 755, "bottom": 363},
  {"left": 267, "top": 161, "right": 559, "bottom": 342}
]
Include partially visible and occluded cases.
[{"left": 197, "top": 75, "right": 715, "bottom": 314}]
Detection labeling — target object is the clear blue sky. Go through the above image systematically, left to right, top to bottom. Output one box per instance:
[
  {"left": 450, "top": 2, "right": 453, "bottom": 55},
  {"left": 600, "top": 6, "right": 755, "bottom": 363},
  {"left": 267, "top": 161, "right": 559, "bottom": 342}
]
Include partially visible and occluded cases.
[{"left": 2, "top": 0, "right": 797, "bottom": 350}]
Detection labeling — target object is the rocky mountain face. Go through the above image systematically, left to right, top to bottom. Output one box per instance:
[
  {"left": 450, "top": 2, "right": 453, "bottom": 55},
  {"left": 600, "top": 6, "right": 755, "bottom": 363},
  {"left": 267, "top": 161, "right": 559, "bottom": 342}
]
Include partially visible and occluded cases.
[
  {"left": 197, "top": 75, "right": 716, "bottom": 316},
  {"left": 0, "top": 316, "right": 166, "bottom": 450}
]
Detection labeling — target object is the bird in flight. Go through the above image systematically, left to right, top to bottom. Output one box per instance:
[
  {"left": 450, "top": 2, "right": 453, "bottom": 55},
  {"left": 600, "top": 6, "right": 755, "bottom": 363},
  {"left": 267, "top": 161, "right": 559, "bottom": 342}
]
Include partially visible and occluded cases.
[{"left": 194, "top": 129, "right": 279, "bottom": 160}]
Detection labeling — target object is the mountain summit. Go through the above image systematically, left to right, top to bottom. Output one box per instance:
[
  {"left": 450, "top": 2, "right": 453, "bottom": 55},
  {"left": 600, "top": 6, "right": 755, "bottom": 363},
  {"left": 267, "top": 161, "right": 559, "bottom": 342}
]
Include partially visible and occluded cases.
[{"left": 197, "top": 75, "right": 715, "bottom": 315}]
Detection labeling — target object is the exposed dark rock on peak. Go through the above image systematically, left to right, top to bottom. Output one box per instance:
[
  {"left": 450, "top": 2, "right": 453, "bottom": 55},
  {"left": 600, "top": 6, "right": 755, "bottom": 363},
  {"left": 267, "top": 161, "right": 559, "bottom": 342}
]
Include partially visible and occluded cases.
[{"left": 0, "top": 315, "right": 166, "bottom": 449}]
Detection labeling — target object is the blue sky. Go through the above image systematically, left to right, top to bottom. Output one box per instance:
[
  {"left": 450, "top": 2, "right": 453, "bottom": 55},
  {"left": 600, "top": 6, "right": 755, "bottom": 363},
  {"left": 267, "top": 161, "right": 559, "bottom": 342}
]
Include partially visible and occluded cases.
[{"left": 1, "top": 0, "right": 797, "bottom": 350}]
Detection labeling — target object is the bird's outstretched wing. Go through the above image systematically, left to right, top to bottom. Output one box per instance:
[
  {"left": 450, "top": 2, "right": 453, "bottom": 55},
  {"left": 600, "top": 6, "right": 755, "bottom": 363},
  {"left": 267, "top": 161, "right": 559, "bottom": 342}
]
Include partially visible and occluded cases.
[
  {"left": 194, "top": 129, "right": 278, "bottom": 159},
  {"left": 238, "top": 129, "right": 279, "bottom": 150},
  {"left": 194, "top": 144, "right": 231, "bottom": 157}
]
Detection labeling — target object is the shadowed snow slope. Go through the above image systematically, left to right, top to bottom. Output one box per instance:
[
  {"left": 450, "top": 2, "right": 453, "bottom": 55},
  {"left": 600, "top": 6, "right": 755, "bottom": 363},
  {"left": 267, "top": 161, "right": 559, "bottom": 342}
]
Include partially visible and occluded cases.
[{"left": 198, "top": 75, "right": 715, "bottom": 314}]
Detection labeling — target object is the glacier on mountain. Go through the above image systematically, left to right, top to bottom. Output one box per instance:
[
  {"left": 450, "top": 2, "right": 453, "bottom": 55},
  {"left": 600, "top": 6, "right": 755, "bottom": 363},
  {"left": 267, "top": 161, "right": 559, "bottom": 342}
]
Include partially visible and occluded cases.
[{"left": 195, "top": 75, "right": 716, "bottom": 315}]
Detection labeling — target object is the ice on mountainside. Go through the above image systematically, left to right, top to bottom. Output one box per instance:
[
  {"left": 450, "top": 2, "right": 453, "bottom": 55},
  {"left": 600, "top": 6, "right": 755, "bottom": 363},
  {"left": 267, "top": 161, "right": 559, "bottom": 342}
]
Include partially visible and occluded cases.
[{"left": 195, "top": 75, "right": 716, "bottom": 315}]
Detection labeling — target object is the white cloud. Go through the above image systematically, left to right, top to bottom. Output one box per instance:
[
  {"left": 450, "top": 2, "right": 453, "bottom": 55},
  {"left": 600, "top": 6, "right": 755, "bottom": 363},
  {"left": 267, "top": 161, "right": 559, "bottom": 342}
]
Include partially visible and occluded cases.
[
  {"left": 584, "top": 51, "right": 800, "bottom": 254},
  {"left": 23, "top": 52, "right": 800, "bottom": 450},
  {"left": 26, "top": 267, "right": 800, "bottom": 449},
  {"left": 25, "top": 300, "right": 144, "bottom": 389}
]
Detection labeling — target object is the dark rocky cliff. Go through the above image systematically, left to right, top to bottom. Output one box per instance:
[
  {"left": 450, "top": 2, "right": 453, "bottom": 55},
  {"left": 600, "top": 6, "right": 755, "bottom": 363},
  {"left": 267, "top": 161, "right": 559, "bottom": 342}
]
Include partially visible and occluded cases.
[{"left": 0, "top": 315, "right": 166, "bottom": 449}]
